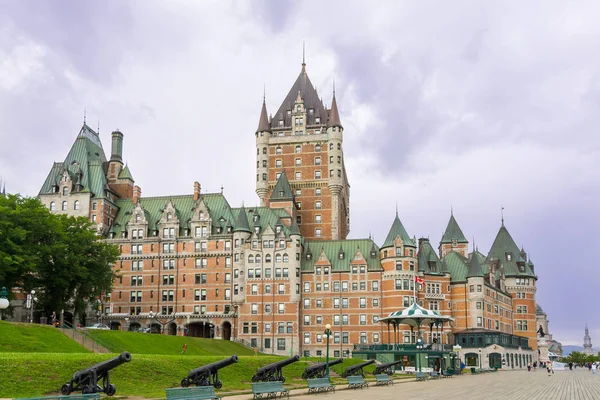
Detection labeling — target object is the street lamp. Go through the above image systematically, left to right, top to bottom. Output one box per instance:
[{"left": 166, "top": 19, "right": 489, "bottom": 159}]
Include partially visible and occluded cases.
[
  {"left": 0, "top": 287, "right": 9, "bottom": 310},
  {"left": 26, "top": 290, "right": 37, "bottom": 323},
  {"left": 324, "top": 324, "right": 332, "bottom": 378},
  {"left": 416, "top": 339, "right": 424, "bottom": 372},
  {"left": 478, "top": 348, "right": 482, "bottom": 370}
]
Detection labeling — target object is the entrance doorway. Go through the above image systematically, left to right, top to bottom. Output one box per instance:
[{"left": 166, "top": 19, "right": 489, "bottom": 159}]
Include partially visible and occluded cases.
[
  {"left": 222, "top": 321, "right": 232, "bottom": 341},
  {"left": 489, "top": 352, "right": 502, "bottom": 369}
]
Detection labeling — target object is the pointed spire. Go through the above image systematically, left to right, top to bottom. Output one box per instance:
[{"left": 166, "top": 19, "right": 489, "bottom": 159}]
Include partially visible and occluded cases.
[
  {"left": 302, "top": 41, "right": 306, "bottom": 68},
  {"left": 328, "top": 85, "right": 342, "bottom": 128},
  {"left": 256, "top": 95, "right": 270, "bottom": 132},
  {"left": 83, "top": 108, "right": 87, "bottom": 125},
  {"left": 269, "top": 171, "right": 294, "bottom": 202},
  {"left": 501, "top": 205, "right": 505, "bottom": 226},
  {"left": 234, "top": 206, "right": 252, "bottom": 233},
  {"left": 382, "top": 213, "right": 415, "bottom": 248},
  {"left": 440, "top": 213, "right": 468, "bottom": 244},
  {"left": 290, "top": 218, "right": 301, "bottom": 236},
  {"left": 467, "top": 250, "right": 484, "bottom": 278}
]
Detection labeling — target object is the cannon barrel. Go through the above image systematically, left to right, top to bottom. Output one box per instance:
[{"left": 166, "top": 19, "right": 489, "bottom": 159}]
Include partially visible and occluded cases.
[
  {"left": 73, "top": 352, "right": 132, "bottom": 380},
  {"left": 188, "top": 355, "right": 238, "bottom": 379},
  {"left": 252, "top": 355, "right": 300, "bottom": 382},
  {"left": 256, "top": 355, "right": 300, "bottom": 375},
  {"left": 302, "top": 358, "right": 344, "bottom": 379},
  {"left": 342, "top": 359, "right": 375, "bottom": 377},
  {"left": 373, "top": 360, "right": 403, "bottom": 375}
]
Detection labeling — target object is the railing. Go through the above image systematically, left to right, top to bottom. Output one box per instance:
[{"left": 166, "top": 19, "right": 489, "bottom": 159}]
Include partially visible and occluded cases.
[
  {"left": 60, "top": 321, "right": 124, "bottom": 353},
  {"left": 231, "top": 338, "right": 264, "bottom": 353},
  {"left": 353, "top": 343, "right": 454, "bottom": 352}
]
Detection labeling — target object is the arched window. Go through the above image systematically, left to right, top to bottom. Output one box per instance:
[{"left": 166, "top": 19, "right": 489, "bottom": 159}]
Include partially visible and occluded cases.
[
  {"left": 329, "top": 143, "right": 334, "bottom": 150},
  {"left": 337, "top": 143, "right": 341, "bottom": 150},
  {"left": 315, "top": 144, "right": 321, "bottom": 152},
  {"left": 295, "top": 145, "right": 301, "bottom": 153},
  {"left": 276, "top": 146, "right": 282, "bottom": 154},
  {"left": 263, "top": 147, "right": 267, "bottom": 154},
  {"left": 257, "top": 148, "right": 259, "bottom": 155},
  {"left": 62, "top": 187, "right": 68, "bottom": 196},
  {"left": 74, "top": 200, "right": 80, "bottom": 210},
  {"left": 50, "top": 201, "right": 56, "bottom": 211},
  {"left": 61, "top": 201, "right": 67, "bottom": 211},
  {"left": 265, "top": 254, "right": 272, "bottom": 263},
  {"left": 275, "top": 254, "right": 282, "bottom": 263},
  {"left": 283, "top": 254, "right": 289, "bottom": 262},
  {"left": 248, "top": 255, "right": 254, "bottom": 263},
  {"left": 255, "top": 255, "right": 262, "bottom": 264}
]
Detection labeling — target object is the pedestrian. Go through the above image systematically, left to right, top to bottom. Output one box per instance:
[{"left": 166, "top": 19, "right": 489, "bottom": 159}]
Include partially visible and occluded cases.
[
  {"left": 51, "top": 311, "right": 57, "bottom": 327},
  {"left": 181, "top": 343, "right": 187, "bottom": 354},
  {"left": 533, "top": 361, "right": 537, "bottom": 371},
  {"left": 527, "top": 363, "right": 531, "bottom": 372},
  {"left": 547, "top": 363, "right": 552, "bottom": 376},
  {"left": 593, "top": 363, "right": 597, "bottom": 375}
]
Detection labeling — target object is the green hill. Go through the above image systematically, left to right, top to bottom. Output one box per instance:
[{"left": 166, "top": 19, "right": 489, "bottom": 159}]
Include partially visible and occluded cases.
[
  {"left": 0, "top": 321, "right": 88, "bottom": 353},
  {"left": 86, "top": 330, "right": 255, "bottom": 355}
]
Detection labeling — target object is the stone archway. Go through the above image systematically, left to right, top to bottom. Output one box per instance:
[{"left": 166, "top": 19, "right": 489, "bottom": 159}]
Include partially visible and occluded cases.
[
  {"left": 188, "top": 321, "right": 213, "bottom": 338},
  {"left": 222, "top": 321, "right": 232, "bottom": 341},
  {"left": 110, "top": 322, "right": 121, "bottom": 330},
  {"left": 129, "top": 322, "right": 141, "bottom": 332},
  {"left": 150, "top": 322, "right": 162, "bottom": 333},
  {"left": 166, "top": 322, "right": 177, "bottom": 336}
]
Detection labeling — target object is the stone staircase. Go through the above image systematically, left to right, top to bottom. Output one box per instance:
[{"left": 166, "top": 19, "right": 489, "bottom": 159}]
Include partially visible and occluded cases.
[{"left": 58, "top": 327, "right": 110, "bottom": 353}]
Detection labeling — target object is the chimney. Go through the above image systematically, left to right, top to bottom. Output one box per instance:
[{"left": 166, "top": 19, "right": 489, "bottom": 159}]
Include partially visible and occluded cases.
[
  {"left": 111, "top": 130, "right": 124, "bottom": 162},
  {"left": 193, "top": 181, "right": 201, "bottom": 201},
  {"left": 133, "top": 185, "right": 141, "bottom": 205}
]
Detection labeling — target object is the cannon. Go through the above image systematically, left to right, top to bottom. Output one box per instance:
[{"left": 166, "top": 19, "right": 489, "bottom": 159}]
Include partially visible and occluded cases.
[
  {"left": 61, "top": 352, "right": 132, "bottom": 396},
  {"left": 181, "top": 355, "right": 238, "bottom": 388},
  {"left": 252, "top": 355, "right": 300, "bottom": 382},
  {"left": 302, "top": 358, "right": 344, "bottom": 379},
  {"left": 341, "top": 359, "right": 375, "bottom": 378},
  {"left": 373, "top": 360, "right": 403, "bottom": 375}
]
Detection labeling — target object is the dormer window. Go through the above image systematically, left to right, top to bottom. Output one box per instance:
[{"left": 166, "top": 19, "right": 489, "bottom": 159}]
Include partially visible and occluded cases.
[
  {"left": 296, "top": 105, "right": 301, "bottom": 113},
  {"left": 309, "top": 108, "right": 314, "bottom": 115},
  {"left": 287, "top": 110, "right": 291, "bottom": 116},
  {"left": 315, "top": 117, "right": 321, "bottom": 124},
  {"left": 279, "top": 120, "right": 284, "bottom": 127},
  {"left": 63, "top": 187, "right": 68, "bottom": 196},
  {"left": 279, "top": 191, "right": 284, "bottom": 197},
  {"left": 199, "top": 211, "right": 204, "bottom": 219},
  {"left": 167, "top": 213, "right": 172, "bottom": 221},
  {"left": 136, "top": 214, "right": 141, "bottom": 223},
  {"left": 253, "top": 214, "right": 259, "bottom": 223},
  {"left": 254, "top": 226, "right": 260, "bottom": 234},
  {"left": 276, "top": 226, "right": 281, "bottom": 234},
  {"left": 227, "top": 227, "right": 232, "bottom": 233},
  {"left": 370, "top": 250, "right": 377, "bottom": 258},
  {"left": 339, "top": 252, "right": 344, "bottom": 260},
  {"left": 506, "top": 253, "right": 512, "bottom": 261},
  {"left": 307, "top": 254, "right": 312, "bottom": 260},
  {"left": 519, "top": 265, "right": 525, "bottom": 272}
]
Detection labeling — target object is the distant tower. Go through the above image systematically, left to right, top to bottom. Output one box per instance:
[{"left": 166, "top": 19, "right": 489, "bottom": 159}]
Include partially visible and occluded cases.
[{"left": 583, "top": 325, "right": 594, "bottom": 355}]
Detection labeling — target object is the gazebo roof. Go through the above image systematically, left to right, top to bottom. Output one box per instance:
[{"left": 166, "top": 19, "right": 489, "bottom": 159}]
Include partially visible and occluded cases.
[{"left": 378, "top": 302, "right": 454, "bottom": 327}]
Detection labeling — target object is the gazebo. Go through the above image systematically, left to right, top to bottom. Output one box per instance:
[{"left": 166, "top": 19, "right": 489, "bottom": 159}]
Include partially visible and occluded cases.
[{"left": 378, "top": 302, "right": 454, "bottom": 348}]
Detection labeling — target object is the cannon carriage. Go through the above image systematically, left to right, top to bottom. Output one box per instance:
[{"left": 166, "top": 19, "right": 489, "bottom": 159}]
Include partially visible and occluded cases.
[
  {"left": 61, "top": 352, "right": 132, "bottom": 396},
  {"left": 181, "top": 355, "right": 238, "bottom": 388},
  {"left": 252, "top": 355, "right": 300, "bottom": 382},
  {"left": 302, "top": 358, "right": 344, "bottom": 379},
  {"left": 341, "top": 359, "right": 375, "bottom": 378},
  {"left": 373, "top": 360, "right": 403, "bottom": 375}
]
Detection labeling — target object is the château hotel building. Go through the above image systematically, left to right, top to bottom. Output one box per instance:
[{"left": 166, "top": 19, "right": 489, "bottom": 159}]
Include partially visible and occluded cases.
[{"left": 38, "top": 60, "right": 543, "bottom": 366}]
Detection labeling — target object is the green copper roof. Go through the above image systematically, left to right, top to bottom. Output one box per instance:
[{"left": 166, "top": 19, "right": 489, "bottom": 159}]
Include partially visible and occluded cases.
[
  {"left": 39, "top": 123, "right": 109, "bottom": 198},
  {"left": 118, "top": 165, "right": 134, "bottom": 181},
  {"left": 269, "top": 171, "right": 294, "bottom": 202},
  {"left": 233, "top": 206, "right": 251, "bottom": 233},
  {"left": 382, "top": 213, "right": 415, "bottom": 248},
  {"left": 440, "top": 213, "right": 468, "bottom": 244},
  {"left": 290, "top": 219, "right": 301, "bottom": 235},
  {"left": 485, "top": 225, "right": 536, "bottom": 278},
  {"left": 302, "top": 239, "right": 382, "bottom": 272},
  {"left": 417, "top": 239, "right": 444, "bottom": 274},
  {"left": 442, "top": 251, "right": 469, "bottom": 283},
  {"left": 466, "top": 251, "right": 484, "bottom": 278},
  {"left": 536, "top": 304, "right": 545, "bottom": 315}
]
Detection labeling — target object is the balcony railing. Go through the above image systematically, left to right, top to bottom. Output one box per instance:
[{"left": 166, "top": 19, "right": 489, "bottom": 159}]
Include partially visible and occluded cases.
[{"left": 353, "top": 343, "right": 454, "bottom": 352}]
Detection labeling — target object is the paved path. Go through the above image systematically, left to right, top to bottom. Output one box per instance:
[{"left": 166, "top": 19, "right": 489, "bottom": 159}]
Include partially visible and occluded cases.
[{"left": 227, "top": 369, "right": 600, "bottom": 400}]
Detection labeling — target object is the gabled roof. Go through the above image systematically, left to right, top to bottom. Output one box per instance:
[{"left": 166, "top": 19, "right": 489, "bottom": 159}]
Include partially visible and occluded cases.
[
  {"left": 271, "top": 64, "right": 328, "bottom": 128},
  {"left": 328, "top": 94, "right": 342, "bottom": 128},
  {"left": 256, "top": 99, "right": 270, "bottom": 132},
  {"left": 39, "top": 123, "right": 109, "bottom": 198},
  {"left": 118, "top": 165, "right": 134, "bottom": 181},
  {"left": 269, "top": 171, "right": 294, "bottom": 202},
  {"left": 233, "top": 205, "right": 251, "bottom": 233},
  {"left": 381, "top": 213, "right": 415, "bottom": 248},
  {"left": 440, "top": 213, "right": 468, "bottom": 244},
  {"left": 485, "top": 225, "right": 536, "bottom": 278},
  {"left": 302, "top": 239, "right": 382, "bottom": 272},
  {"left": 466, "top": 250, "right": 484, "bottom": 278}
]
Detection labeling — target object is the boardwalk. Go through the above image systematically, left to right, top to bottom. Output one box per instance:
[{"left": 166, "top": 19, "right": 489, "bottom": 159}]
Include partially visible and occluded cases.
[{"left": 228, "top": 369, "right": 600, "bottom": 400}]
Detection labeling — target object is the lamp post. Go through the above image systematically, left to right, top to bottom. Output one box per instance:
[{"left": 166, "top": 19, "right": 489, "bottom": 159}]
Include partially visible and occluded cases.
[
  {"left": 0, "top": 287, "right": 9, "bottom": 320},
  {"left": 26, "top": 290, "right": 37, "bottom": 323},
  {"left": 324, "top": 324, "right": 332, "bottom": 378},
  {"left": 478, "top": 348, "right": 482, "bottom": 370}
]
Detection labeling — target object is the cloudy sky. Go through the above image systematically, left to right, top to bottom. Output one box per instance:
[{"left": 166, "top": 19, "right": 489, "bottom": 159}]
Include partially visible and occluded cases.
[{"left": 1, "top": 0, "right": 599, "bottom": 346}]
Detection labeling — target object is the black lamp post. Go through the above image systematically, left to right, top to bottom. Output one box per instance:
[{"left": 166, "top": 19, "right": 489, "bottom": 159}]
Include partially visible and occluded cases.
[
  {"left": 0, "top": 287, "right": 9, "bottom": 320},
  {"left": 324, "top": 324, "right": 332, "bottom": 378},
  {"left": 416, "top": 339, "right": 424, "bottom": 372},
  {"left": 478, "top": 348, "right": 482, "bottom": 370}
]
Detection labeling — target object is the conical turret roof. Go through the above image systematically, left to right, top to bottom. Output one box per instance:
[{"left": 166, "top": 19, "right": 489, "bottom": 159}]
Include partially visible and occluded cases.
[
  {"left": 328, "top": 93, "right": 342, "bottom": 128},
  {"left": 256, "top": 99, "right": 270, "bottom": 132},
  {"left": 118, "top": 164, "right": 134, "bottom": 181},
  {"left": 269, "top": 171, "right": 294, "bottom": 202},
  {"left": 234, "top": 206, "right": 251, "bottom": 233},
  {"left": 382, "top": 213, "right": 415, "bottom": 248},
  {"left": 440, "top": 213, "right": 468, "bottom": 244},
  {"left": 485, "top": 225, "right": 536, "bottom": 278},
  {"left": 466, "top": 251, "right": 484, "bottom": 278}
]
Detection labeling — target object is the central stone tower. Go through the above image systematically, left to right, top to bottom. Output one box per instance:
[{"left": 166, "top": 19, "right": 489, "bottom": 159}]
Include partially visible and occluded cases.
[{"left": 255, "top": 61, "right": 350, "bottom": 241}]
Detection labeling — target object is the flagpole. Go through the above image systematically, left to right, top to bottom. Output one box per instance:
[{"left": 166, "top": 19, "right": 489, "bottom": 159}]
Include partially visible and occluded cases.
[{"left": 413, "top": 276, "right": 416, "bottom": 304}]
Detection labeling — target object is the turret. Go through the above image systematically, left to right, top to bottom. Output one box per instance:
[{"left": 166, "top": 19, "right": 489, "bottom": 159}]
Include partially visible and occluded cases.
[
  {"left": 326, "top": 90, "right": 344, "bottom": 239},
  {"left": 255, "top": 98, "right": 270, "bottom": 205}
]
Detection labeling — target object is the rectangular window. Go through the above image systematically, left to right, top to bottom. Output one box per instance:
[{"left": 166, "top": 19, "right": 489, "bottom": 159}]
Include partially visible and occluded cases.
[
  {"left": 315, "top": 215, "right": 321, "bottom": 223},
  {"left": 315, "top": 228, "right": 322, "bottom": 238},
  {"left": 278, "top": 303, "right": 284, "bottom": 314},
  {"left": 277, "top": 339, "right": 286, "bottom": 350}
]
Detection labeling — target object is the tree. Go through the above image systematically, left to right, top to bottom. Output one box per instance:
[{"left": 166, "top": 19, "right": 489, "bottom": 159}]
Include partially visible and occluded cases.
[{"left": 0, "top": 194, "right": 119, "bottom": 320}]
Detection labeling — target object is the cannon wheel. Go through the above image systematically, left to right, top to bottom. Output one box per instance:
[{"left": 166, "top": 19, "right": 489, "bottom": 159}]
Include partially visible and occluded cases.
[
  {"left": 181, "top": 378, "right": 191, "bottom": 388},
  {"left": 214, "top": 380, "right": 223, "bottom": 389},
  {"left": 61, "top": 384, "right": 72, "bottom": 395},
  {"left": 105, "top": 384, "right": 116, "bottom": 397}
]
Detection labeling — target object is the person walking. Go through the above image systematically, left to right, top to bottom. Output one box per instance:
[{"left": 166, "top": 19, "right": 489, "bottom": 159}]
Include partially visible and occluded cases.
[
  {"left": 181, "top": 343, "right": 187, "bottom": 354},
  {"left": 547, "top": 363, "right": 552, "bottom": 376},
  {"left": 592, "top": 363, "right": 597, "bottom": 375}
]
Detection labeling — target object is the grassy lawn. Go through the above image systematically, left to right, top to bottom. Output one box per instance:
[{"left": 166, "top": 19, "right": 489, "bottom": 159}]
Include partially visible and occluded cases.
[
  {"left": 0, "top": 321, "right": 88, "bottom": 353},
  {"left": 86, "top": 330, "right": 255, "bottom": 355},
  {"left": 0, "top": 353, "right": 375, "bottom": 398}
]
